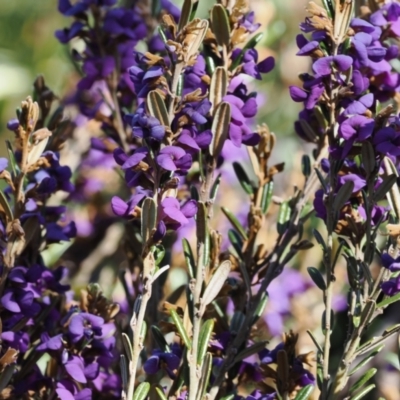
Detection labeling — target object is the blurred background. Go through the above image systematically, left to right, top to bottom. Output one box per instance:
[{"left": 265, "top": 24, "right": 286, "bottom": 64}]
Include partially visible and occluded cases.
[{"left": 0, "top": 0, "right": 309, "bottom": 153}]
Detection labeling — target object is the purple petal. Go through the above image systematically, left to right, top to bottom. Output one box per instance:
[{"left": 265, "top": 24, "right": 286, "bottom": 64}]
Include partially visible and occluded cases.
[
  {"left": 289, "top": 86, "right": 308, "bottom": 102},
  {"left": 156, "top": 154, "right": 177, "bottom": 171},
  {"left": 111, "top": 196, "right": 129, "bottom": 217},
  {"left": 180, "top": 200, "right": 198, "bottom": 218},
  {"left": 65, "top": 356, "right": 87, "bottom": 383}
]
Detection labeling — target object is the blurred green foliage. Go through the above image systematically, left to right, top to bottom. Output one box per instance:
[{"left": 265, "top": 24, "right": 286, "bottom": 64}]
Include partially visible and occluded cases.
[{"left": 0, "top": 0, "right": 306, "bottom": 153}]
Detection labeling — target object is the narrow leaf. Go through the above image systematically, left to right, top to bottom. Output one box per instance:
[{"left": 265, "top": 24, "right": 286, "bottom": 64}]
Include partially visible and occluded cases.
[
  {"left": 178, "top": 0, "right": 193, "bottom": 32},
  {"left": 211, "top": 4, "right": 231, "bottom": 47},
  {"left": 209, "top": 67, "right": 227, "bottom": 115},
  {"left": 147, "top": 90, "right": 169, "bottom": 127},
  {"left": 209, "top": 102, "right": 231, "bottom": 157},
  {"left": 27, "top": 131, "right": 51, "bottom": 166},
  {"left": 361, "top": 141, "right": 376, "bottom": 175},
  {"left": 301, "top": 154, "right": 311, "bottom": 177},
  {"left": 233, "top": 162, "right": 254, "bottom": 195},
  {"left": 210, "top": 174, "right": 222, "bottom": 201},
  {"left": 374, "top": 174, "right": 396, "bottom": 202},
  {"left": 333, "top": 180, "right": 354, "bottom": 213},
  {"left": 261, "top": 181, "right": 274, "bottom": 214},
  {"left": 0, "top": 190, "right": 13, "bottom": 222},
  {"left": 141, "top": 198, "right": 157, "bottom": 245},
  {"left": 277, "top": 201, "right": 291, "bottom": 235},
  {"left": 221, "top": 207, "right": 248, "bottom": 240},
  {"left": 228, "top": 229, "right": 243, "bottom": 258},
  {"left": 313, "top": 229, "right": 327, "bottom": 253},
  {"left": 183, "top": 238, "right": 195, "bottom": 278},
  {"left": 201, "top": 260, "right": 231, "bottom": 310},
  {"left": 307, "top": 267, "right": 327, "bottom": 290},
  {"left": 377, "top": 292, "right": 400, "bottom": 308},
  {"left": 170, "top": 309, "right": 192, "bottom": 350},
  {"left": 197, "top": 319, "right": 214, "bottom": 364},
  {"left": 151, "top": 326, "right": 170, "bottom": 352},
  {"left": 122, "top": 333, "right": 133, "bottom": 361},
  {"left": 233, "top": 341, "right": 268, "bottom": 364},
  {"left": 349, "top": 345, "right": 384, "bottom": 376},
  {"left": 196, "top": 353, "right": 212, "bottom": 400},
  {"left": 120, "top": 355, "right": 128, "bottom": 393},
  {"left": 350, "top": 368, "right": 377, "bottom": 394},
  {"left": 132, "top": 381, "right": 150, "bottom": 400},
  {"left": 294, "top": 384, "right": 314, "bottom": 400},
  {"left": 350, "top": 384, "right": 375, "bottom": 400},
  {"left": 155, "top": 387, "right": 168, "bottom": 400}
]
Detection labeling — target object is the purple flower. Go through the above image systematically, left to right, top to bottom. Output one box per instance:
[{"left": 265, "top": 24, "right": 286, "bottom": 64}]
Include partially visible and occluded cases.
[
  {"left": 55, "top": 21, "right": 84, "bottom": 43},
  {"left": 241, "top": 49, "right": 275, "bottom": 79},
  {"left": 312, "top": 55, "right": 353, "bottom": 76},
  {"left": 182, "top": 99, "right": 211, "bottom": 125},
  {"left": 129, "top": 105, "right": 165, "bottom": 141},
  {"left": 338, "top": 115, "right": 375, "bottom": 141},
  {"left": 373, "top": 127, "right": 400, "bottom": 157},
  {"left": 156, "top": 146, "right": 192, "bottom": 173},
  {"left": 0, "top": 157, "right": 8, "bottom": 173},
  {"left": 110, "top": 193, "right": 146, "bottom": 218},
  {"left": 159, "top": 197, "right": 197, "bottom": 231},
  {"left": 381, "top": 253, "right": 400, "bottom": 272},
  {"left": 381, "top": 276, "right": 400, "bottom": 296},
  {"left": 68, "top": 312, "right": 104, "bottom": 343},
  {"left": 143, "top": 348, "right": 181, "bottom": 378}
]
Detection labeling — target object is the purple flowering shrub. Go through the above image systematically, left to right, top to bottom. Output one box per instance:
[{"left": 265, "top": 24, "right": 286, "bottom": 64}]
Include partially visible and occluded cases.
[{"left": 1, "top": 0, "right": 400, "bottom": 399}]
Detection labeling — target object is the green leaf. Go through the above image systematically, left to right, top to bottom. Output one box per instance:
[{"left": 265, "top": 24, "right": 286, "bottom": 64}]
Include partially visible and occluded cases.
[
  {"left": 151, "top": 0, "right": 161, "bottom": 17},
  {"left": 178, "top": 0, "right": 193, "bottom": 32},
  {"left": 321, "top": 0, "right": 334, "bottom": 18},
  {"left": 211, "top": 4, "right": 231, "bottom": 48},
  {"left": 205, "top": 56, "right": 216, "bottom": 75},
  {"left": 209, "top": 67, "right": 228, "bottom": 115},
  {"left": 146, "top": 90, "right": 169, "bottom": 128},
  {"left": 209, "top": 102, "right": 231, "bottom": 157},
  {"left": 5, "top": 140, "right": 19, "bottom": 177},
  {"left": 361, "top": 141, "right": 376, "bottom": 175},
  {"left": 301, "top": 154, "right": 311, "bottom": 177},
  {"left": 233, "top": 162, "right": 255, "bottom": 195},
  {"left": 314, "top": 167, "right": 328, "bottom": 192},
  {"left": 210, "top": 174, "right": 222, "bottom": 202},
  {"left": 374, "top": 174, "right": 397, "bottom": 202},
  {"left": 333, "top": 180, "right": 354, "bottom": 213},
  {"left": 261, "top": 181, "right": 274, "bottom": 214},
  {"left": 0, "top": 190, "right": 13, "bottom": 223},
  {"left": 141, "top": 198, "right": 157, "bottom": 245},
  {"left": 277, "top": 201, "right": 291, "bottom": 235},
  {"left": 221, "top": 207, "right": 248, "bottom": 240},
  {"left": 228, "top": 229, "right": 243, "bottom": 258},
  {"left": 313, "top": 229, "right": 327, "bottom": 253},
  {"left": 182, "top": 238, "right": 195, "bottom": 278},
  {"left": 154, "top": 245, "right": 165, "bottom": 266},
  {"left": 200, "top": 260, "right": 231, "bottom": 312},
  {"left": 307, "top": 267, "right": 327, "bottom": 290},
  {"left": 377, "top": 291, "right": 400, "bottom": 308},
  {"left": 252, "top": 292, "right": 268, "bottom": 324},
  {"left": 170, "top": 309, "right": 192, "bottom": 350},
  {"left": 230, "top": 311, "right": 245, "bottom": 333},
  {"left": 197, "top": 319, "right": 214, "bottom": 364},
  {"left": 151, "top": 326, "right": 170, "bottom": 353},
  {"left": 122, "top": 333, "right": 133, "bottom": 361},
  {"left": 233, "top": 341, "right": 269, "bottom": 364},
  {"left": 350, "top": 346, "right": 384, "bottom": 376},
  {"left": 196, "top": 353, "right": 212, "bottom": 400},
  {"left": 120, "top": 355, "right": 128, "bottom": 392},
  {"left": 0, "top": 365, "right": 15, "bottom": 392},
  {"left": 350, "top": 368, "right": 377, "bottom": 394},
  {"left": 132, "top": 381, "right": 150, "bottom": 400},
  {"left": 294, "top": 384, "right": 314, "bottom": 400},
  {"left": 350, "top": 384, "right": 375, "bottom": 400},
  {"left": 155, "top": 387, "right": 168, "bottom": 400},
  {"left": 220, "top": 395, "right": 235, "bottom": 400}
]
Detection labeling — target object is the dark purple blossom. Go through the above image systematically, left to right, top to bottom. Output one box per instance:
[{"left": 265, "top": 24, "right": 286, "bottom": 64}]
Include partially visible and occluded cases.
[
  {"left": 156, "top": 146, "right": 192, "bottom": 173},
  {"left": 381, "top": 275, "right": 400, "bottom": 296}
]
